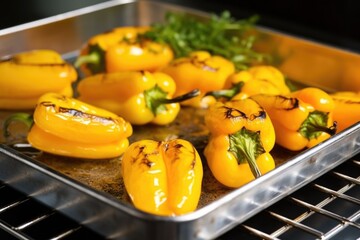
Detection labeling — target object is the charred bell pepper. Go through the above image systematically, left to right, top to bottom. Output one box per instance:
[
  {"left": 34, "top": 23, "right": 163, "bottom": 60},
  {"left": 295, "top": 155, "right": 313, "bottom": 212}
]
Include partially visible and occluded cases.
[
  {"left": 75, "top": 26, "right": 174, "bottom": 76},
  {"left": 0, "top": 50, "right": 77, "bottom": 109},
  {"left": 161, "top": 51, "right": 235, "bottom": 108},
  {"left": 206, "top": 65, "right": 291, "bottom": 101},
  {"left": 77, "top": 71, "right": 199, "bottom": 125},
  {"left": 251, "top": 87, "right": 337, "bottom": 151},
  {"left": 330, "top": 91, "right": 360, "bottom": 132},
  {"left": 5, "top": 93, "right": 133, "bottom": 159},
  {"left": 204, "top": 98, "right": 276, "bottom": 188},
  {"left": 121, "top": 139, "right": 203, "bottom": 216}
]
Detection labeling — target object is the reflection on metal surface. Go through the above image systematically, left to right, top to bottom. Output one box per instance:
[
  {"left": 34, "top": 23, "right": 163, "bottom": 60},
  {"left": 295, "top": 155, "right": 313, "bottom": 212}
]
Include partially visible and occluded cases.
[{"left": 254, "top": 28, "right": 360, "bottom": 91}]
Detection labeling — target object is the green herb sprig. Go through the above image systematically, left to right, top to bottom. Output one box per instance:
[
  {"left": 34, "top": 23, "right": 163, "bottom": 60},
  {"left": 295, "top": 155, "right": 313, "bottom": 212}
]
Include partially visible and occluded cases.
[{"left": 140, "top": 11, "right": 268, "bottom": 70}]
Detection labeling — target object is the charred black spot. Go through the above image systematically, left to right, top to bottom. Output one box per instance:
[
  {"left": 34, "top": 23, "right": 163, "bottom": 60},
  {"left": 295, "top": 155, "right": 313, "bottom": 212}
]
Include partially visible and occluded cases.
[
  {"left": 277, "top": 95, "right": 299, "bottom": 110},
  {"left": 40, "top": 101, "right": 56, "bottom": 108},
  {"left": 223, "top": 106, "right": 246, "bottom": 119},
  {"left": 57, "top": 107, "right": 115, "bottom": 124},
  {"left": 249, "top": 110, "right": 266, "bottom": 121},
  {"left": 174, "top": 143, "right": 183, "bottom": 149},
  {"left": 141, "top": 154, "right": 154, "bottom": 168}
]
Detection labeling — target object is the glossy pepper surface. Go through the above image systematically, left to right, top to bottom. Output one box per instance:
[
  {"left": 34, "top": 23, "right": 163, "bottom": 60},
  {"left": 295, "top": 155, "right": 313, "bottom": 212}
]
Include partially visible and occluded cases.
[
  {"left": 75, "top": 26, "right": 174, "bottom": 76},
  {"left": 0, "top": 50, "right": 77, "bottom": 109},
  {"left": 161, "top": 51, "right": 235, "bottom": 108},
  {"left": 206, "top": 65, "right": 291, "bottom": 101},
  {"left": 77, "top": 71, "right": 199, "bottom": 125},
  {"left": 251, "top": 87, "right": 337, "bottom": 151},
  {"left": 330, "top": 91, "right": 360, "bottom": 132},
  {"left": 27, "top": 93, "right": 132, "bottom": 159},
  {"left": 204, "top": 98, "right": 276, "bottom": 188},
  {"left": 121, "top": 139, "right": 203, "bottom": 216}
]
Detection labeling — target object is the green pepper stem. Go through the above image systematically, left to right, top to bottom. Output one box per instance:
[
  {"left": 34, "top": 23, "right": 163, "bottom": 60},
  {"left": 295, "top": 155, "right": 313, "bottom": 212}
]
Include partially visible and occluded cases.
[
  {"left": 74, "top": 52, "right": 100, "bottom": 68},
  {"left": 205, "top": 82, "right": 243, "bottom": 100},
  {"left": 156, "top": 89, "right": 200, "bottom": 104},
  {"left": 3, "top": 113, "right": 33, "bottom": 138},
  {"left": 310, "top": 121, "right": 337, "bottom": 136},
  {"left": 229, "top": 128, "right": 264, "bottom": 179}
]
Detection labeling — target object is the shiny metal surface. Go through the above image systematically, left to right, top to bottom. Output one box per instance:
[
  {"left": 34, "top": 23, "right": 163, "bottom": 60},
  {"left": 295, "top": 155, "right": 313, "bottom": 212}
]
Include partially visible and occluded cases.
[{"left": 0, "top": 1, "right": 360, "bottom": 239}]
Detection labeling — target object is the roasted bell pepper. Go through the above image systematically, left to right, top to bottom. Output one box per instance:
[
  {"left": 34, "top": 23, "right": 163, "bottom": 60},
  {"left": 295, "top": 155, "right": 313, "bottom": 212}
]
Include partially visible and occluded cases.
[
  {"left": 75, "top": 26, "right": 174, "bottom": 76},
  {"left": 0, "top": 50, "right": 77, "bottom": 109},
  {"left": 161, "top": 51, "right": 235, "bottom": 108},
  {"left": 206, "top": 65, "right": 291, "bottom": 101},
  {"left": 77, "top": 71, "right": 199, "bottom": 125},
  {"left": 251, "top": 87, "right": 337, "bottom": 151},
  {"left": 330, "top": 91, "right": 360, "bottom": 132},
  {"left": 5, "top": 93, "right": 133, "bottom": 159},
  {"left": 204, "top": 98, "right": 276, "bottom": 188},
  {"left": 121, "top": 139, "right": 203, "bottom": 216}
]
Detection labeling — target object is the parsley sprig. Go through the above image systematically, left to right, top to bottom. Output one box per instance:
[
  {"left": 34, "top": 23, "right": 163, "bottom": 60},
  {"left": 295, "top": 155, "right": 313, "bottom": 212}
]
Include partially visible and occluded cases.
[{"left": 140, "top": 11, "right": 268, "bottom": 70}]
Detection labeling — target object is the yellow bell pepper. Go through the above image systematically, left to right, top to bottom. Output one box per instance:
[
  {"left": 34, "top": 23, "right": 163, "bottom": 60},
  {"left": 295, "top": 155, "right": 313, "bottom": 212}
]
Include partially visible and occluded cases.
[
  {"left": 75, "top": 26, "right": 174, "bottom": 76},
  {"left": 0, "top": 50, "right": 77, "bottom": 109},
  {"left": 161, "top": 51, "right": 235, "bottom": 108},
  {"left": 206, "top": 65, "right": 291, "bottom": 101},
  {"left": 77, "top": 71, "right": 199, "bottom": 125},
  {"left": 251, "top": 87, "right": 337, "bottom": 151},
  {"left": 330, "top": 91, "right": 360, "bottom": 132},
  {"left": 4, "top": 93, "right": 133, "bottom": 159},
  {"left": 204, "top": 98, "right": 276, "bottom": 188},
  {"left": 121, "top": 139, "right": 203, "bottom": 216}
]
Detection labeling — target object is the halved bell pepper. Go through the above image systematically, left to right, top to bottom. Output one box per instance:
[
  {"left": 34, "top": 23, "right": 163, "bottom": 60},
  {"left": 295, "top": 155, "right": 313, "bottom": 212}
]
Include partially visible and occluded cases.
[
  {"left": 75, "top": 26, "right": 174, "bottom": 76},
  {"left": 0, "top": 50, "right": 77, "bottom": 109},
  {"left": 161, "top": 51, "right": 235, "bottom": 108},
  {"left": 206, "top": 65, "right": 291, "bottom": 101},
  {"left": 77, "top": 71, "right": 199, "bottom": 125},
  {"left": 251, "top": 87, "right": 337, "bottom": 151},
  {"left": 330, "top": 91, "right": 360, "bottom": 132},
  {"left": 5, "top": 93, "right": 133, "bottom": 159},
  {"left": 204, "top": 98, "right": 276, "bottom": 188},
  {"left": 121, "top": 139, "right": 203, "bottom": 216}
]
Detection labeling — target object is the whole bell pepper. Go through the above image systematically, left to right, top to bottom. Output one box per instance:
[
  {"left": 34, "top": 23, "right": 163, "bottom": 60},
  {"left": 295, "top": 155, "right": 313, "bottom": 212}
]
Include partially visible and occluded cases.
[
  {"left": 75, "top": 26, "right": 174, "bottom": 76},
  {"left": 0, "top": 50, "right": 77, "bottom": 109},
  {"left": 161, "top": 51, "right": 235, "bottom": 108},
  {"left": 206, "top": 65, "right": 291, "bottom": 101},
  {"left": 77, "top": 71, "right": 199, "bottom": 125},
  {"left": 251, "top": 87, "right": 337, "bottom": 151},
  {"left": 330, "top": 91, "right": 360, "bottom": 132},
  {"left": 5, "top": 93, "right": 133, "bottom": 159},
  {"left": 204, "top": 98, "right": 276, "bottom": 188},
  {"left": 121, "top": 139, "right": 203, "bottom": 216}
]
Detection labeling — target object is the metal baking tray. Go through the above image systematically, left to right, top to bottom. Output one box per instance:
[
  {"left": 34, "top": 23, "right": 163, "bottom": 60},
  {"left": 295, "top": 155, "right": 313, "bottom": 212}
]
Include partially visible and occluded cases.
[{"left": 1, "top": 0, "right": 360, "bottom": 239}]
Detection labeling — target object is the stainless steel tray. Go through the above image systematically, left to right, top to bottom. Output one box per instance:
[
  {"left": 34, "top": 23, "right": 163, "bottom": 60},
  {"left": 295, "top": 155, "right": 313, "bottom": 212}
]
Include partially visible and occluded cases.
[{"left": 1, "top": 1, "right": 360, "bottom": 239}]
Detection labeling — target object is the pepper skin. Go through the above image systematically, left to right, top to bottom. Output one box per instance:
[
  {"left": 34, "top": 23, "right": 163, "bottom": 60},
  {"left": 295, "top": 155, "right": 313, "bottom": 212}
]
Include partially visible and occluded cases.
[
  {"left": 75, "top": 26, "right": 174, "bottom": 76},
  {"left": 0, "top": 50, "right": 77, "bottom": 109},
  {"left": 161, "top": 51, "right": 235, "bottom": 108},
  {"left": 206, "top": 65, "right": 291, "bottom": 101},
  {"left": 77, "top": 71, "right": 199, "bottom": 125},
  {"left": 251, "top": 87, "right": 337, "bottom": 151},
  {"left": 330, "top": 91, "right": 360, "bottom": 132},
  {"left": 27, "top": 93, "right": 132, "bottom": 159},
  {"left": 204, "top": 98, "right": 276, "bottom": 188},
  {"left": 121, "top": 139, "right": 203, "bottom": 216}
]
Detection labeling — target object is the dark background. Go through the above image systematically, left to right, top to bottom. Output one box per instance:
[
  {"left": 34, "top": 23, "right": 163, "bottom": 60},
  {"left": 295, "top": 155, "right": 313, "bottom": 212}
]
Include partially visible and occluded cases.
[{"left": 1, "top": 0, "right": 360, "bottom": 53}]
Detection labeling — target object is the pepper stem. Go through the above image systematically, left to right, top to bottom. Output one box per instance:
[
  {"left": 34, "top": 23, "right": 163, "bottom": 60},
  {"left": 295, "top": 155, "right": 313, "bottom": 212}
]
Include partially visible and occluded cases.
[
  {"left": 74, "top": 52, "right": 100, "bottom": 68},
  {"left": 205, "top": 82, "right": 243, "bottom": 100},
  {"left": 145, "top": 86, "right": 200, "bottom": 116},
  {"left": 156, "top": 89, "right": 200, "bottom": 104},
  {"left": 299, "top": 111, "right": 337, "bottom": 139},
  {"left": 3, "top": 113, "right": 33, "bottom": 138},
  {"left": 229, "top": 127, "right": 264, "bottom": 178}
]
